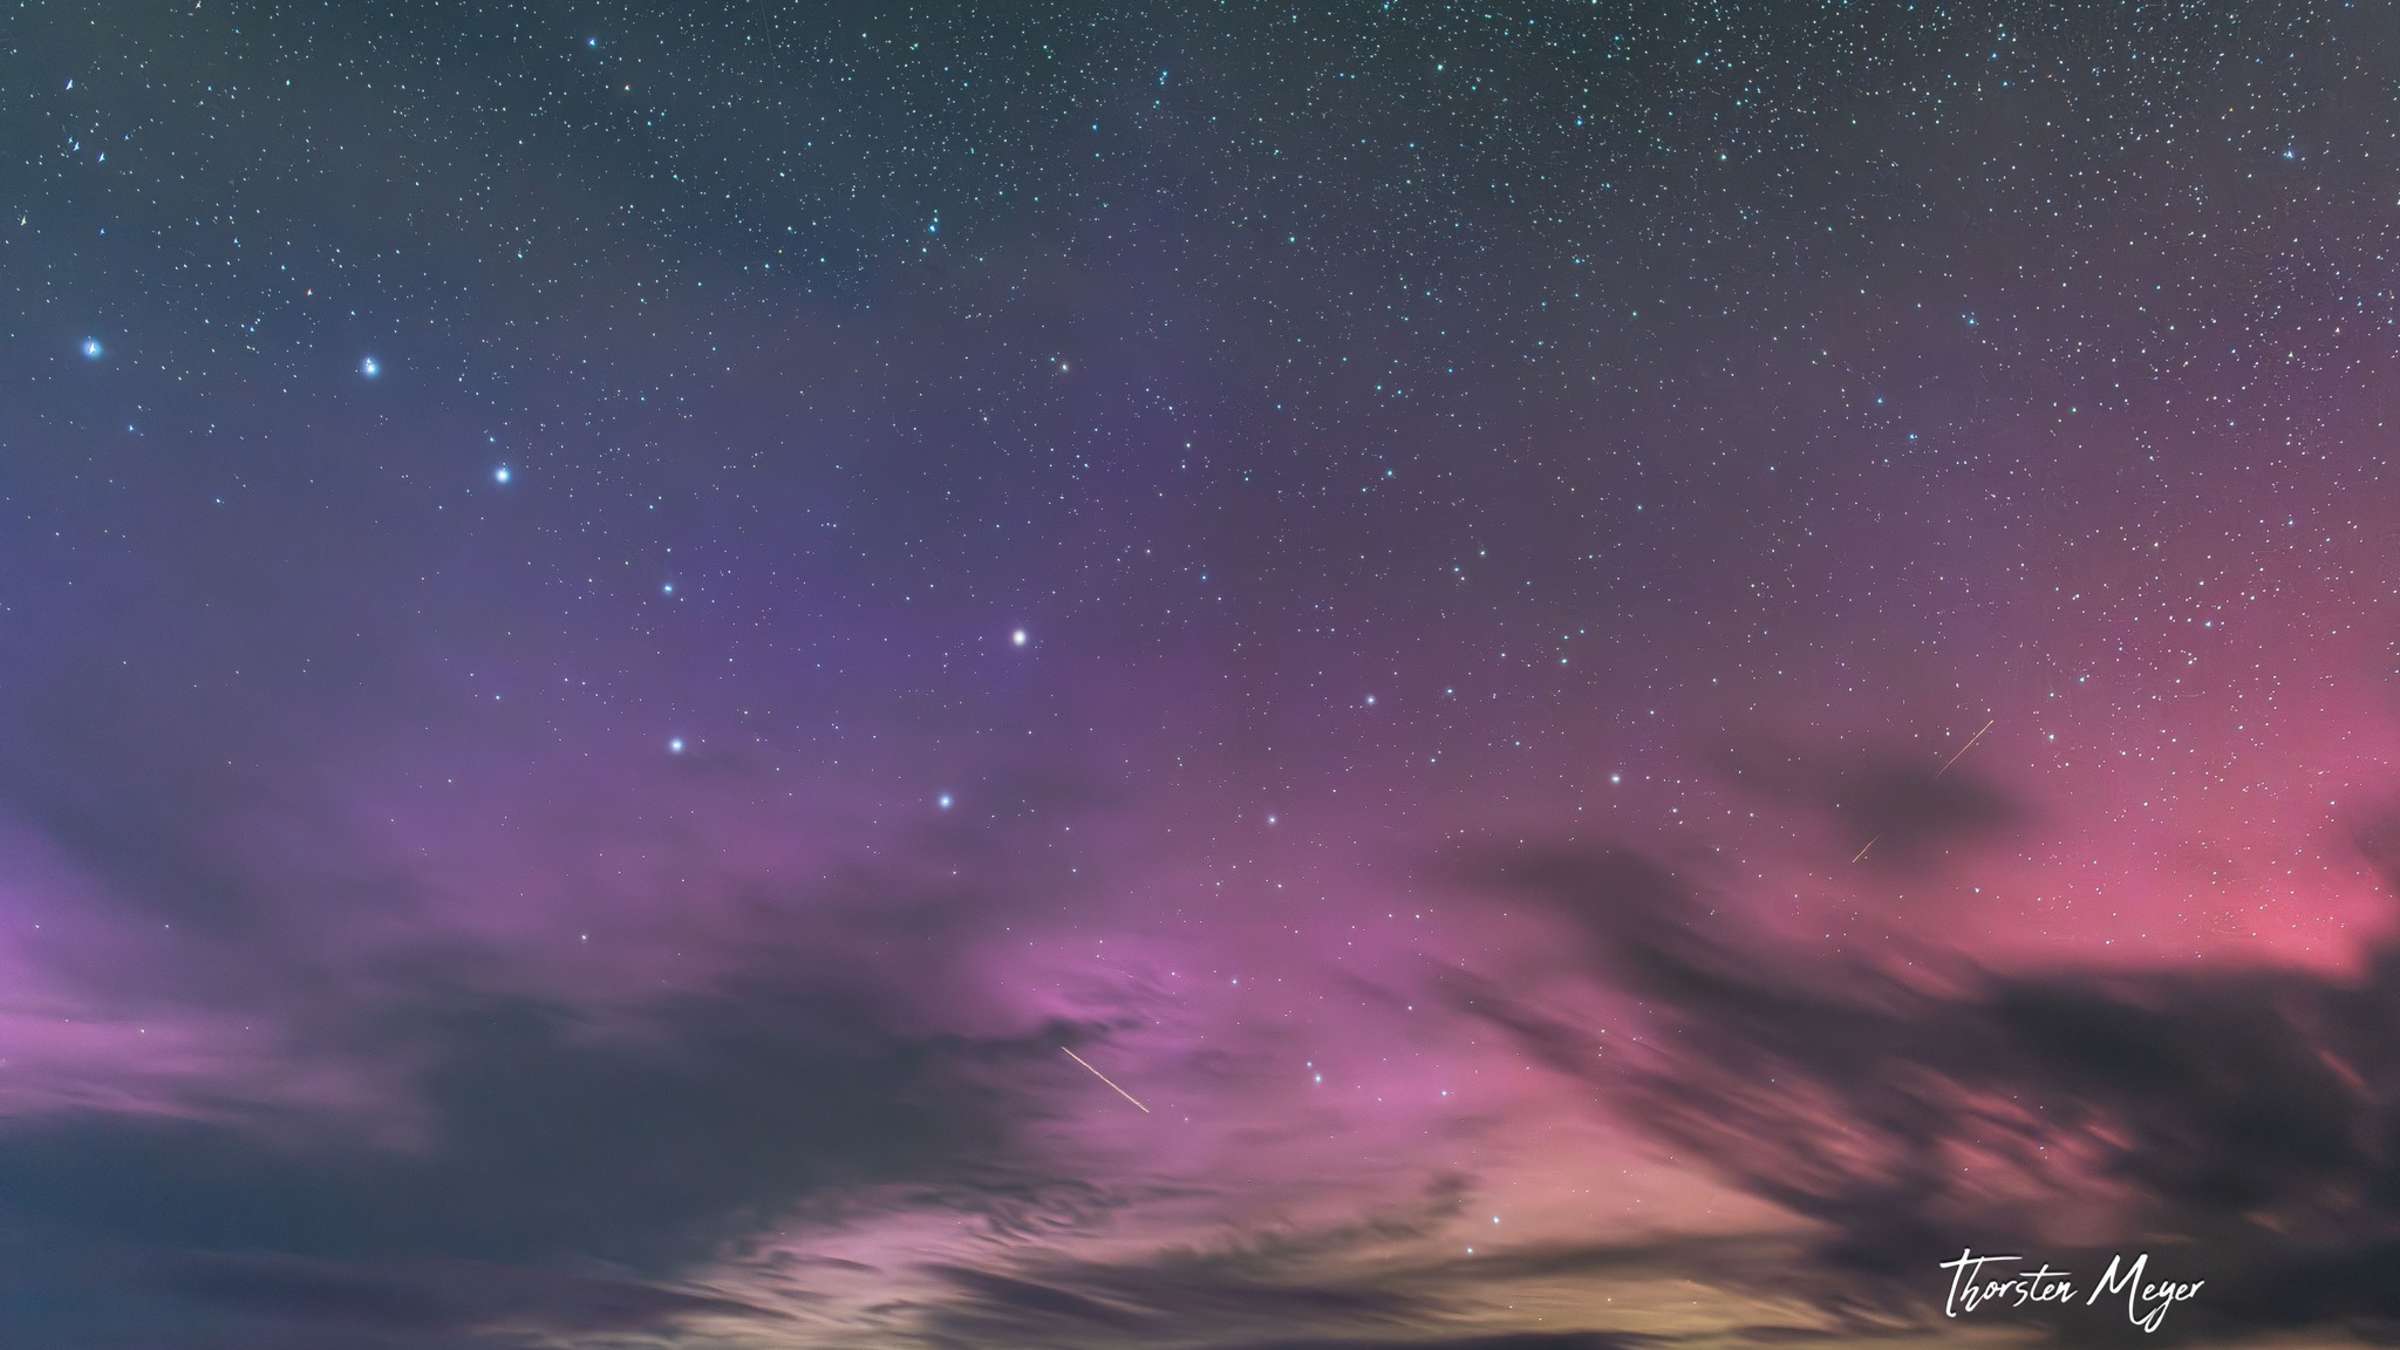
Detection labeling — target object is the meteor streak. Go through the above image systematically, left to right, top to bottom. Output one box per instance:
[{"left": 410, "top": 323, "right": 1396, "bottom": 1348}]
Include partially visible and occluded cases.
[
  {"left": 1854, "top": 718, "right": 1996, "bottom": 863},
  {"left": 1935, "top": 718, "right": 1996, "bottom": 779},
  {"left": 1062, "top": 1047, "right": 1150, "bottom": 1114}
]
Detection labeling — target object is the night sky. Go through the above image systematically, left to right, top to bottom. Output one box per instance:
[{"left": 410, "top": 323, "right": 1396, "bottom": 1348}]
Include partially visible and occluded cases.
[{"left": 8, "top": 2, "right": 2400, "bottom": 1347}]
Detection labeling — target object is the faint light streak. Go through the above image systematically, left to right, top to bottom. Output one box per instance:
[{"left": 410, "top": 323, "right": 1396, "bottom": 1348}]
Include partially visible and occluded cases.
[{"left": 1061, "top": 1047, "right": 1150, "bottom": 1114}]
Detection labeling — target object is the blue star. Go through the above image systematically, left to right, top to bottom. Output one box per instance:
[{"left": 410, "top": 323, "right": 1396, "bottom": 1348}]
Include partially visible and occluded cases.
[
  {"left": 81, "top": 337, "right": 103, "bottom": 360},
  {"left": 360, "top": 356, "right": 381, "bottom": 378},
  {"left": 494, "top": 465, "right": 512, "bottom": 485}
]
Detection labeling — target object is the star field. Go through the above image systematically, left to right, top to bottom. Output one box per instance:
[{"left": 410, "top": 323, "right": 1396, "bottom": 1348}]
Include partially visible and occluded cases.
[{"left": 6, "top": 2, "right": 2400, "bottom": 1347}]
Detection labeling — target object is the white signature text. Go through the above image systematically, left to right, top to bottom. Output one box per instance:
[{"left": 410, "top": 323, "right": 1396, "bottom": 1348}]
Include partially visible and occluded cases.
[{"left": 1939, "top": 1247, "right": 2203, "bottom": 1333}]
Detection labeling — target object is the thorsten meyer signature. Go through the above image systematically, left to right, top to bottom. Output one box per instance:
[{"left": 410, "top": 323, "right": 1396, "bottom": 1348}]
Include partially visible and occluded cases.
[{"left": 1940, "top": 1248, "right": 2204, "bottom": 1333}]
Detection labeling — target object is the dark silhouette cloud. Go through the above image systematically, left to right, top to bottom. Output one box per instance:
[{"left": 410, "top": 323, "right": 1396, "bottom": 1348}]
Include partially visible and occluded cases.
[
  {"left": 1442, "top": 828, "right": 2400, "bottom": 1343},
  {"left": 0, "top": 969, "right": 1082, "bottom": 1346},
  {"left": 893, "top": 1174, "right": 1483, "bottom": 1347},
  {"left": 887, "top": 1221, "right": 1912, "bottom": 1349},
  {"left": 160, "top": 1251, "right": 791, "bottom": 1335},
  {"left": 1228, "top": 1325, "right": 1660, "bottom": 1335}
]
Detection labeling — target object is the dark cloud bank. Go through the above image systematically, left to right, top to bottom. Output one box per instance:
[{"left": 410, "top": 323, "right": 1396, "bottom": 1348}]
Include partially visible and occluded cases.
[
  {"left": 8, "top": 734, "right": 2400, "bottom": 1348},
  {"left": 1440, "top": 816, "right": 2400, "bottom": 1347},
  {"left": 0, "top": 975, "right": 1080, "bottom": 1348}
]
